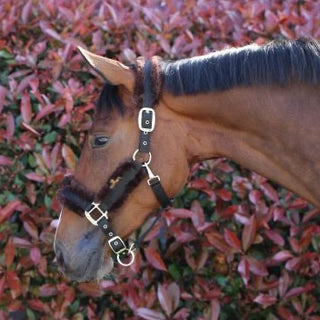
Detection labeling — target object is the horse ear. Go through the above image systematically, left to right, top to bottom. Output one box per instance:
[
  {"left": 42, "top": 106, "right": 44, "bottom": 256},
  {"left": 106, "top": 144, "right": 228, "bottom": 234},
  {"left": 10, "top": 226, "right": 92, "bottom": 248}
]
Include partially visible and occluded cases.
[{"left": 77, "top": 47, "right": 134, "bottom": 92}]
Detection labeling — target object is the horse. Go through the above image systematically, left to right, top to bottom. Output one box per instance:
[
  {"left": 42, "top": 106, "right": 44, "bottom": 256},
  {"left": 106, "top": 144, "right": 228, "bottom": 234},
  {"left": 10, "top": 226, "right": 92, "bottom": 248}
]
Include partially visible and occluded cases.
[{"left": 55, "top": 38, "right": 320, "bottom": 281}]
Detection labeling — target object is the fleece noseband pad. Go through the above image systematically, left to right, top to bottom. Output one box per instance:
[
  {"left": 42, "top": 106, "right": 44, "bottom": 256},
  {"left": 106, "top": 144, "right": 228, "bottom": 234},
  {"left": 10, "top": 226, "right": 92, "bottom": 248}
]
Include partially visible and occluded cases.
[{"left": 58, "top": 160, "right": 145, "bottom": 216}]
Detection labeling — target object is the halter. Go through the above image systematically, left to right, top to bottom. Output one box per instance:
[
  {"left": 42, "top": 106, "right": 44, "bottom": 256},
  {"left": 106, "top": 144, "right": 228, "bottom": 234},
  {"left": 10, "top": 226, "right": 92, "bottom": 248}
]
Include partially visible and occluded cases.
[{"left": 58, "top": 60, "right": 171, "bottom": 267}]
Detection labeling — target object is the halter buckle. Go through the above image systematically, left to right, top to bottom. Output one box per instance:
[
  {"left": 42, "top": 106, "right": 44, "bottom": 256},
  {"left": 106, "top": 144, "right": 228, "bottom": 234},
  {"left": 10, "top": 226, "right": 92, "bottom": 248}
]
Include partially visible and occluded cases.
[
  {"left": 138, "top": 107, "right": 155, "bottom": 133},
  {"left": 85, "top": 202, "right": 108, "bottom": 226},
  {"left": 108, "top": 239, "right": 136, "bottom": 267}
]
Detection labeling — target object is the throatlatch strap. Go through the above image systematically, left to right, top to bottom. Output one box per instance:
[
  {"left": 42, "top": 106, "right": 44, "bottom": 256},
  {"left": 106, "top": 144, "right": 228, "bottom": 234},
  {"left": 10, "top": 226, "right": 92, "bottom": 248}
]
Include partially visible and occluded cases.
[{"left": 148, "top": 178, "right": 172, "bottom": 208}]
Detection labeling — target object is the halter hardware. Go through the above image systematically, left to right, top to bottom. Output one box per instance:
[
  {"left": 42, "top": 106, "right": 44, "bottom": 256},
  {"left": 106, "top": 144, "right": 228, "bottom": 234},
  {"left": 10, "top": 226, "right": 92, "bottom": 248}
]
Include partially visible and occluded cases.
[
  {"left": 138, "top": 107, "right": 155, "bottom": 132},
  {"left": 143, "top": 161, "right": 160, "bottom": 186},
  {"left": 85, "top": 202, "right": 108, "bottom": 226}
]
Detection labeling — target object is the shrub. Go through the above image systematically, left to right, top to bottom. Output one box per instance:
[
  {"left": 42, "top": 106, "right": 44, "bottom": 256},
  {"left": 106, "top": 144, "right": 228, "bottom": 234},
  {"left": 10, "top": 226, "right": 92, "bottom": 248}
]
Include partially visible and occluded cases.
[{"left": 0, "top": 0, "right": 319, "bottom": 319}]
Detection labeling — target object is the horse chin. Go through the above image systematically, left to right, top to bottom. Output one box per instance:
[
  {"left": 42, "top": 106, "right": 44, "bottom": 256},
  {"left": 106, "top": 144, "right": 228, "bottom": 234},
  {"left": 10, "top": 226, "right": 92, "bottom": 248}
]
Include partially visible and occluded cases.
[{"left": 96, "top": 256, "right": 114, "bottom": 280}]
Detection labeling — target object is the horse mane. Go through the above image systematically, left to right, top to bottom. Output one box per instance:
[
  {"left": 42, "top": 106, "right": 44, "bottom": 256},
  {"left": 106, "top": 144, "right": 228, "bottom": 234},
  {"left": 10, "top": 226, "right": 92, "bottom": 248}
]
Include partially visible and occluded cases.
[
  {"left": 96, "top": 38, "right": 320, "bottom": 113},
  {"left": 161, "top": 38, "right": 320, "bottom": 96}
]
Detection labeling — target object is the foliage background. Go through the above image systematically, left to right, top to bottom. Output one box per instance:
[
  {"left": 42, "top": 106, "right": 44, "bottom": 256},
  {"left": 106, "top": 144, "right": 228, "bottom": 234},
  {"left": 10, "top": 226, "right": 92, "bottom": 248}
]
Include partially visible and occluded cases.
[{"left": 1, "top": 0, "right": 320, "bottom": 319}]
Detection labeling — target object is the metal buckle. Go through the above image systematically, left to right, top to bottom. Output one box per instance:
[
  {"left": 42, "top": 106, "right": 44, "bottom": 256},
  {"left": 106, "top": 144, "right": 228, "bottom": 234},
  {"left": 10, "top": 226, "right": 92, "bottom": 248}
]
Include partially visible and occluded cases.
[
  {"left": 138, "top": 107, "right": 155, "bottom": 133},
  {"left": 132, "top": 149, "right": 152, "bottom": 165},
  {"left": 142, "top": 161, "right": 160, "bottom": 185},
  {"left": 147, "top": 176, "right": 161, "bottom": 186},
  {"left": 85, "top": 202, "right": 108, "bottom": 226},
  {"left": 108, "top": 236, "right": 126, "bottom": 255},
  {"left": 108, "top": 237, "right": 136, "bottom": 267},
  {"left": 116, "top": 243, "right": 136, "bottom": 267}
]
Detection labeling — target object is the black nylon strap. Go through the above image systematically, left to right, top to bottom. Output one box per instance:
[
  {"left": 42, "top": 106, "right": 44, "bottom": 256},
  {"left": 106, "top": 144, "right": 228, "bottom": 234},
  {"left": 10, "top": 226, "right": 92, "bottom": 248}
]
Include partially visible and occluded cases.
[
  {"left": 143, "top": 60, "right": 153, "bottom": 108},
  {"left": 139, "top": 130, "right": 151, "bottom": 153},
  {"left": 99, "top": 161, "right": 143, "bottom": 212},
  {"left": 148, "top": 177, "right": 172, "bottom": 208},
  {"left": 97, "top": 217, "right": 126, "bottom": 252}
]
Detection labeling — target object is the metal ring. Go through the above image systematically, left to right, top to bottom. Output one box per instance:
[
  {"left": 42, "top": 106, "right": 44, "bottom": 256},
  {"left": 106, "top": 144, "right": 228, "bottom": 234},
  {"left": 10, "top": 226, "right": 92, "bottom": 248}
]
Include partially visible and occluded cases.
[
  {"left": 132, "top": 149, "right": 152, "bottom": 165},
  {"left": 117, "top": 250, "right": 135, "bottom": 267}
]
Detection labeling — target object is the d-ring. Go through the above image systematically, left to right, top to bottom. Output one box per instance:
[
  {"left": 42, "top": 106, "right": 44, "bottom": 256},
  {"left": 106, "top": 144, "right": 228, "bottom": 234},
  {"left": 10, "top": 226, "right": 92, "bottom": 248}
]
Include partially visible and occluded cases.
[
  {"left": 132, "top": 149, "right": 152, "bottom": 165},
  {"left": 117, "top": 249, "right": 135, "bottom": 267}
]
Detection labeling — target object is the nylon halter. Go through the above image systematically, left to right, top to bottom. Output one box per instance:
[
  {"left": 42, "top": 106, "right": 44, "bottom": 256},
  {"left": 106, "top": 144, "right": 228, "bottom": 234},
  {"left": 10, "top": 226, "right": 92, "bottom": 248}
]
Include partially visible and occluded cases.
[{"left": 59, "top": 60, "right": 171, "bottom": 267}]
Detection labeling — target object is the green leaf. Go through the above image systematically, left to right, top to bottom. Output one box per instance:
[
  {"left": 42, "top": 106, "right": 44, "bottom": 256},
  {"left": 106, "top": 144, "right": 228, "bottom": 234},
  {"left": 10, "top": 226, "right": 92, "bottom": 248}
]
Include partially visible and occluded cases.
[
  {"left": 0, "top": 50, "right": 14, "bottom": 59},
  {"left": 43, "top": 131, "right": 58, "bottom": 144},
  {"left": 28, "top": 154, "right": 36, "bottom": 168},
  {"left": 44, "top": 194, "right": 51, "bottom": 208},
  {"left": 168, "top": 263, "right": 180, "bottom": 281},
  {"left": 26, "top": 308, "right": 36, "bottom": 320}
]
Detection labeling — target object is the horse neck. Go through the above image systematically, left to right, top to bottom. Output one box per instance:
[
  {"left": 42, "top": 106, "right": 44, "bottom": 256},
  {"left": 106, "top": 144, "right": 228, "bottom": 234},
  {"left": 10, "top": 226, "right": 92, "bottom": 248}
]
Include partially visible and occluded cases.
[{"left": 162, "top": 83, "right": 320, "bottom": 207}]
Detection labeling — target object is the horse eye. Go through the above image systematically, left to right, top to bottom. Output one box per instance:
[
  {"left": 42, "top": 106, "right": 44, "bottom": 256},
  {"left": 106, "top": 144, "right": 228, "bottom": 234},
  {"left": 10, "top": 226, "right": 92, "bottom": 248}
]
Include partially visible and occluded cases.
[{"left": 92, "top": 135, "right": 110, "bottom": 148}]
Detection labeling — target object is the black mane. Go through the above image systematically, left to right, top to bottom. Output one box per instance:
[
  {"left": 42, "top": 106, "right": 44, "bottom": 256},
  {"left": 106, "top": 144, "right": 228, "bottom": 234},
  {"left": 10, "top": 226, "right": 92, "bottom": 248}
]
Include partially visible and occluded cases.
[
  {"left": 162, "top": 38, "right": 320, "bottom": 95},
  {"left": 96, "top": 39, "right": 320, "bottom": 113},
  {"left": 96, "top": 81, "right": 124, "bottom": 114}
]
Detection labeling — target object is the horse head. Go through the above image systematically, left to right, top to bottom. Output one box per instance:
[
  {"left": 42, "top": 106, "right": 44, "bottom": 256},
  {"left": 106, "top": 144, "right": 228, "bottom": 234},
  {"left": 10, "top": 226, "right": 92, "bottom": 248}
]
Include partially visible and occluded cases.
[{"left": 54, "top": 48, "right": 189, "bottom": 281}]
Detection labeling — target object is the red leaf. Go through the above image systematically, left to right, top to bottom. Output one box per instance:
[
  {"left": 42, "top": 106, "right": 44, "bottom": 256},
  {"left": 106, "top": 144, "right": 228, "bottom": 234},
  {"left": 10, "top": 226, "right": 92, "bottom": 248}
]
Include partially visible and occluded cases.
[
  {"left": 21, "top": 0, "right": 33, "bottom": 23},
  {"left": 265, "top": 10, "right": 279, "bottom": 32},
  {"left": 39, "top": 21, "right": 63, "bottom": 41},
  {"left": 0, "top": 85, "right": 7, "bottom": 114},
  {"left": 21, "top": 91, "right": 32, "bottom": 123},
  {"left": 34, "top": 103, "right": 56, "bottom": 121},
  {"left": 6, "top": 112, "right": 15, "bottom": 137},
  {"left": 62, "top": 144, "right": 76, "bottom": 170},
  {"left": 0, "top": 155, "right": 13, "bottom": 166},
  {"left": 25, "top": 172, "right": 45, "bottom": 183},
  {"left": 188, "top": 178, "right": 209, "bottom": 190},
  {"left": 26, "top": 182, "right": 36, "bottom": 204},
  {"left": 260, "top": 182, "right": 279, "bottom": 202},
  {"left": 216, "top": 188, "right": 232, "bottom": 201},
  {"left": 249, "top": 190, "right": 262, "bottom": 205},
  {"left": 0, "top": 199, "right": 21, "bottom": 224},
  {"left": 190, "top": 200, "right": 205, "bottom": 229},
  {"left": 169, "top": 208, "right": 192, "bottom": 220},
  {"left": 302, "top": 208, "right": 319, "bottom": 223},
  {"left": 242, "top": 215, "right": 257, "bottom": 252},
  {"left": 23, "top": 220, "right": 38, "bottom": 239},
  {"left": 224, "top": 229, "right": 241, "bottom": 252},
  {"left": 264, "top": 229, "right": 285, "bottom": 246},
  {"left": 206, "top": 231, "right": 231, "bottom": 253},
  {"left": 5, "top": 237, "right": 15, "bottom": 267},
  {"left": 12, "top": 237, "right": 32, "bottom": 248},
  {"left": 30, "top": 247, "right": 41, "bottom": 265},
  {"left": 144, "top": 247, "right": 167, "bottom": 271},
  {"left": 271, "top": 250, "right": 293, "bottom": 263},
  {"left": 238, "top": 256, "right": 250, "bottom": 286},
  {"left": 247, "top": 257, "right": 268, "bottom": 276},
  {"left": 285, "top": 257, "right": 302, "bottom": 271},
  {"left": 6, "top": 271, "right": 22, "bottom": 299},
  {"left": 279, "top": 272, "right": 291, "bottom": 298},
  {"left": 0, "top": 276, "right": 5, "bottom": 296},
  {"left": 78, "top": 283, "right": 104, "bottom": 297},
  {"left": 157, "top": 283, "right": 180, "bottom": 316},
  {"left": 39, "top": 284, "right": 57, "bottom": 297},
  {"left": 283, "top": 287, "right": 308, "bottom": 299},
  {"left": 254, "top": 294, "right": 277, "bottom": 308},
  {"left": 27, "top": 299, "right": 50, "bottom": 313},
  {"left": 210, "top": 299, "right": 220, "bottom": 320},
  {"left": 277, "top": 306, "right": 294, "bottom": 319},
  {"left": 136, "top": 308, "right": 166, "bottom": 320}
]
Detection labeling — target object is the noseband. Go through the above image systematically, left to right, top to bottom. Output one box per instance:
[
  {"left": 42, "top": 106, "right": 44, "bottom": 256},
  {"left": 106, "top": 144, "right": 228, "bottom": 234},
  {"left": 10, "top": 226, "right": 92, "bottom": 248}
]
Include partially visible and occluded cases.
[{"left": 59, "top": 60, "right": 171, "bottom": 266}]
